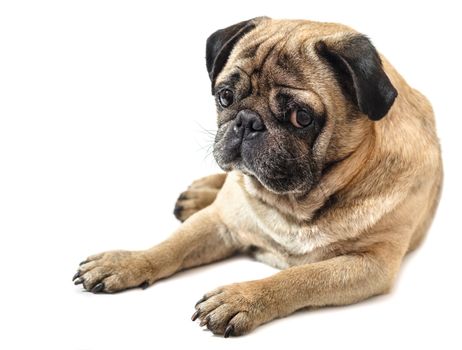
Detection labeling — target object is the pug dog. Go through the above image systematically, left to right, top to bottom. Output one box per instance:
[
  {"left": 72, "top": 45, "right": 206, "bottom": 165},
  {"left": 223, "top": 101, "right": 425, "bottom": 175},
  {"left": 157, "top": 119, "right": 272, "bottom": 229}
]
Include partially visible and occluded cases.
[{"left": 73, "top": 17, "right": 442, "bottom": 337}]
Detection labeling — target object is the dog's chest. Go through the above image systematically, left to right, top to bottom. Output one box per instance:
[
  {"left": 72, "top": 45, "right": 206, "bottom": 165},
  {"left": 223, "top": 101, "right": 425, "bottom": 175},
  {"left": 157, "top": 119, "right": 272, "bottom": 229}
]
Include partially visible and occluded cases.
[
  {"left": 217, "top": 176, "right": 332, "bottom": 268},
  {"left": 249, "top": 206, "right": 332, "bottom": 260}
]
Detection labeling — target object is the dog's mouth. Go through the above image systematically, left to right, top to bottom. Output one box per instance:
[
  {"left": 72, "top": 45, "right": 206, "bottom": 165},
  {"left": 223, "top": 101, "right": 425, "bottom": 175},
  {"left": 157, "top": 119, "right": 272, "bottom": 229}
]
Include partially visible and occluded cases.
[
  {"left": 212, "top": 117, "right": 318, "bottom": 195},
  {"left": 213, "top": 143, "right": 311, "bottom": 195}
]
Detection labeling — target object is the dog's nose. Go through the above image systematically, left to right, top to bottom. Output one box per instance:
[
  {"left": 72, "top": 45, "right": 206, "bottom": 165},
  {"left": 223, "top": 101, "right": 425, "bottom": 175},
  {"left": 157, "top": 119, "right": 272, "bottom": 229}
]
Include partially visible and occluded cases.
[{"left": 233, "top": 110, "right": 266, "bottom": 140}]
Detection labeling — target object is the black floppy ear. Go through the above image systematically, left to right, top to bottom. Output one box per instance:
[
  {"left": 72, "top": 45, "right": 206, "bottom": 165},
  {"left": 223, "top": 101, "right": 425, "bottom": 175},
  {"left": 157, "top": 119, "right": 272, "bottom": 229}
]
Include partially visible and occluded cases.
[
  {"left": 206, "top": 17, "right": 265, "bottom": 93},
  {"left": 315, "top": 34, "right": 397, "bottom": 121}
]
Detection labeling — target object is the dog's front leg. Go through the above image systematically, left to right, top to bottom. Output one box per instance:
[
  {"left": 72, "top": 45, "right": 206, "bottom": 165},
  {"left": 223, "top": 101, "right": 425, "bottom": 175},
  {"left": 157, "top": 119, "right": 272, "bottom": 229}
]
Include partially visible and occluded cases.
[
  {"left": 73, "top": 206, "right": 237, "bottom": 293},
  {"left": 195, "top": 241, "right": 406, "bottom": 337}
]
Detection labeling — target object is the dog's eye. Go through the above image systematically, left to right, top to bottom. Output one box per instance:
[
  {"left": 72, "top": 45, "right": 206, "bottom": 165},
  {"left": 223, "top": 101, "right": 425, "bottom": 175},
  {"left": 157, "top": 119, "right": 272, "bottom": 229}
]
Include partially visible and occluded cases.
[
  {"left": 218, "top": 89, "right": 234, "bottom": 108},
  {"left": 290, "top": 109, "right": 313, "bottom": 128}
]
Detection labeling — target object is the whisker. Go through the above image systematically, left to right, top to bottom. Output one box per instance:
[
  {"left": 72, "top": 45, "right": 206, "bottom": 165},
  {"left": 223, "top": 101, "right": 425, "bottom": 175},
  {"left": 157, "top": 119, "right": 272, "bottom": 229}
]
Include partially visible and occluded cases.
[
  {"left": 195, "top": 121, "right": 217, "bottom": 136},
  {"left": 194, "top": 122, "right": 217, "bottom": 162}
]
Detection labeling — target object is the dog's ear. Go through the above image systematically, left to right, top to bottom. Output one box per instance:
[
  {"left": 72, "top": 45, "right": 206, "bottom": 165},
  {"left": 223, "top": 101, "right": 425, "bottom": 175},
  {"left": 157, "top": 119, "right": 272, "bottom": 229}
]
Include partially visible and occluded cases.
[
  {"left": 206, "top": 17, "right": 266, "bottom": 93},
  {"left": 315, "top": 34, "right": 397, "bottom": 121}
]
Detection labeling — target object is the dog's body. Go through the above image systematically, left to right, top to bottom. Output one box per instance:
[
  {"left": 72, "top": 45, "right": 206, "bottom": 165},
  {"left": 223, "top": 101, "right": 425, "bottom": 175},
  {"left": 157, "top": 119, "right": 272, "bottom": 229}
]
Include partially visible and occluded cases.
[{"left": 74, "top": 18, "right": 442, "bottom": 337}]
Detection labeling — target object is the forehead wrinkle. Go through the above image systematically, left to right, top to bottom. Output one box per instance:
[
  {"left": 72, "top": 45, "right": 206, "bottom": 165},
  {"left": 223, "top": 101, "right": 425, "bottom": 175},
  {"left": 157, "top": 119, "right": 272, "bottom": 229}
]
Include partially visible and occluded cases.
[
  {"left": 224, "top": 23, "right": 298, "bottom": 85},
  {"left": 228, "top": 23, "right": 320, "bottom": 98},
  {"left": 276, "top": 23, "right": 307, "bottom": 58},
  {"left": 269, "top": 24, "right": 306, "bottom": 58},
  {"left": 235, "top": 25, "right": 281, "bottom": 62},
  {"left": 260, "top": 26, "right": 312, "bottom": 91},
  {"left": 246, "top": 37, "right": 283, "bottom": 89},
  {"left": 255, "top": 45, "right": 281, "bottom": 94},
  {"left": 263, "top": 50, "right": 302, "bottom": 92},
  {"left": 235, "top": 65, "right": 251, "bottom": 78}
]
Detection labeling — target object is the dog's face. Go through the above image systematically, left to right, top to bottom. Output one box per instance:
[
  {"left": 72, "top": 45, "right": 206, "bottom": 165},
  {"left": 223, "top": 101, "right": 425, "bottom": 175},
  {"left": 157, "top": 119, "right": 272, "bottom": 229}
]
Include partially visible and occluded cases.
[{"left": 208, "top": 18, "right": 397, "bottom": 194}]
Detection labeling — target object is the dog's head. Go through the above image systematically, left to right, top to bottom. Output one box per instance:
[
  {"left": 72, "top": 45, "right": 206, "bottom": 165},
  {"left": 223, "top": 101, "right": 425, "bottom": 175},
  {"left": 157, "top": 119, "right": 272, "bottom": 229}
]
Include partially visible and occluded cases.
[{"left": 208, "top": 18, "right": 397, "bottom": 194}]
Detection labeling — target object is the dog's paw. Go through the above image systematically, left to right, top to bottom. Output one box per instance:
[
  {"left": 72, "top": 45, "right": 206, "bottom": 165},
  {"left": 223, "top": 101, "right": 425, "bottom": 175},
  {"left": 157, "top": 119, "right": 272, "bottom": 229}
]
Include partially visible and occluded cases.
[
  {"left": 173, "top": 174, "right": 226, "bottom": 222},
  {"left": 174, "top": 188, "right": 219, "bottom": 222},
  {"left": 72, "top": 250, "right": 153, "bottom": 293},
  {"left": 192, "top": 282, "right": 271, "bottom": 337}
]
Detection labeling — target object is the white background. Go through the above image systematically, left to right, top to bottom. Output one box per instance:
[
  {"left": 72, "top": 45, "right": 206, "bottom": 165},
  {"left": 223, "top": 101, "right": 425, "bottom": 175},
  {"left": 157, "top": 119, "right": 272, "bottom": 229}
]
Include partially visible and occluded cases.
[{"left": 1, "top": 1, "right": 461, "bottom": 349}]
